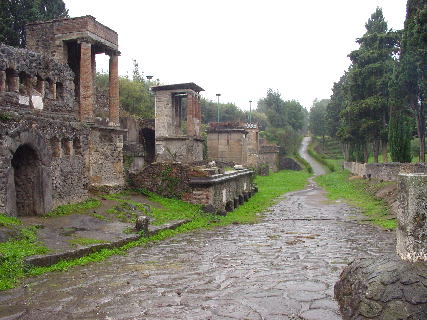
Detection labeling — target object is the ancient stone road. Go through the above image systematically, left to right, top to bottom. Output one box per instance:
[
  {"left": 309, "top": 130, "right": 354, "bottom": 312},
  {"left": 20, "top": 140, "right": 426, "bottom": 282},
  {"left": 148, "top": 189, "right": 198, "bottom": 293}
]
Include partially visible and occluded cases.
[{"left": 0, "top": 138, "right": 396, "bottom": 320}]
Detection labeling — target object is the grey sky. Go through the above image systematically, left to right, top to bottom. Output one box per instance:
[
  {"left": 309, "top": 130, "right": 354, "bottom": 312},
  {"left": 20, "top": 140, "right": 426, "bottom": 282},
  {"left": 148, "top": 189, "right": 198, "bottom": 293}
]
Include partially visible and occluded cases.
[{"left": 65, "top": 0, "right": 407, "bottom": 111}]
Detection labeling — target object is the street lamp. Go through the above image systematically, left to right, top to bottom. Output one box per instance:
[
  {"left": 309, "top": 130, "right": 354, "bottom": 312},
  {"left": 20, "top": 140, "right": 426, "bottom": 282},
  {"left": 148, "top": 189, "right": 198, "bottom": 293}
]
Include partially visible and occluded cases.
[
  {"left": 216, "top": 93, "right": 221, "bottom": 122},
  {"left": 249, "top": 100, "right": 252, "bottom": 124}
]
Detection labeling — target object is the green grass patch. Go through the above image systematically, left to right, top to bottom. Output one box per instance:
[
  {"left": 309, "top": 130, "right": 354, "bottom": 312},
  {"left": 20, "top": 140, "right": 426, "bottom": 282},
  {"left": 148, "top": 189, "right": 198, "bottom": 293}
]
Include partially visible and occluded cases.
[
  {"left": 23, "top": 170, "right": 311, "bottom": 287},
  {"left": 315, "top": 170, "right": 396, "bottom": 230},
  {"left": 46, "top": 198, "right": 102, "bottom": 217},
  {"left": 0, "top": 214, "right": 22, "bottom": 227},
  {"left": 0, "top": 227, "right": 48, "bottom": 290},
  {"left": 68, "top": 237, "right": 107, "bottom": 246}
]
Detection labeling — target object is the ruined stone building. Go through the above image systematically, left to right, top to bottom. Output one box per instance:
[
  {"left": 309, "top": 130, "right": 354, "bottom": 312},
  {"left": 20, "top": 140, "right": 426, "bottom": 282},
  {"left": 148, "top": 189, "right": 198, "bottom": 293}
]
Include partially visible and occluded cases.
[
  {"left": 0, "top": 16, "right": 125, "bottom": 217},
  {"left": 152, "top": 83, "right": 204, "bottom": 163},
  {"left": 207, "top": 122, "right": 279, "bottom": 171}
]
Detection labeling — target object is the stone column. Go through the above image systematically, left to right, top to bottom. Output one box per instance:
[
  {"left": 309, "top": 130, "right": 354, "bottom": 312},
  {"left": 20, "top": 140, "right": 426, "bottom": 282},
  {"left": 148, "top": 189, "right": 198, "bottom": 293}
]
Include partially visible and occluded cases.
[
  {"left": 79, "top": 41, "right": 94, "bottom": 122},
  {"left": 108, "top": 54, "right": 119, "bottom": 126},
  {"left": 0, "top": 70, "right": 6, "bottom": 92},
  {"left": 10, "top": 70, "right": 19, "bottom": 93},
  {"left": 397, "top": 173, "right": 427, "bottom": 262}
]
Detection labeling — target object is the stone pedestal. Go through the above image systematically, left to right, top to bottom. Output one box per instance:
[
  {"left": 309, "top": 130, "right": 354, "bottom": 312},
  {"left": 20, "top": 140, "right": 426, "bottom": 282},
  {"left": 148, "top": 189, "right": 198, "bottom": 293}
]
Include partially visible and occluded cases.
[{"left": 397, "top": 173, "right": 427, "bottom": 262}]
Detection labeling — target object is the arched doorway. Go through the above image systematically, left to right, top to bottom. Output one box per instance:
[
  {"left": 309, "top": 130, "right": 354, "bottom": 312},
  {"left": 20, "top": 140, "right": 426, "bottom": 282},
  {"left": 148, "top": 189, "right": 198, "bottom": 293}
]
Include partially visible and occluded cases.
[{"left": 11, "top": 144, "right": 43, "bottom": 216}]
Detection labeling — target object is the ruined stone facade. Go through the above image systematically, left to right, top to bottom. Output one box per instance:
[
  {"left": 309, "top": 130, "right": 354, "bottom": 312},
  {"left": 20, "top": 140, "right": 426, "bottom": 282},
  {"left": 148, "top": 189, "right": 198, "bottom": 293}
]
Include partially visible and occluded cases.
[
  {"left": 0, "top": 16, "right": 124, "bottom": 216},
  {"left": 152, "top": 83, "right": 204, "bottom": 163},
  {"left": 207, "top": 122, "right": 279, "bottom": 171}
]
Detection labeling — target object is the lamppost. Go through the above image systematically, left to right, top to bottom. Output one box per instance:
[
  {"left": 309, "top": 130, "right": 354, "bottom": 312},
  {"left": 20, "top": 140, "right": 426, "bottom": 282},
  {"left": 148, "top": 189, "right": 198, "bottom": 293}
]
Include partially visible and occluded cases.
[
  {"left": 216, "top": 93, "right": 221, "bottom": 122},
  {"left": 249, "top": 100, "right": 252, "bottom": 124}
]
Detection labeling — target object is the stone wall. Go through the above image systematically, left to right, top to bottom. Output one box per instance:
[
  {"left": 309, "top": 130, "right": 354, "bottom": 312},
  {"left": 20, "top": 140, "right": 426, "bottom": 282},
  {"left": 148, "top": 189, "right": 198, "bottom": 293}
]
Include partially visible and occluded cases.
[
  {"left": 0, "top": 43, "right": 76, "bottom": 114},
  {"left": 0, "top": 111, "right": 89, "bottom": 216},
  {"left": 207, "top": 123, "right": 248, "bottom": 164},
  {"left": 88, "top": 126, "right": 125, "bottom": 192},
  {"left": 156, "top": 136, "right": 204, "bottom": 163},
  {"left": 259, "top": 145, "right": 279, "bottom": 172},
  {"left": 344, "top": 161, "right": 427, "bottom": 181}
]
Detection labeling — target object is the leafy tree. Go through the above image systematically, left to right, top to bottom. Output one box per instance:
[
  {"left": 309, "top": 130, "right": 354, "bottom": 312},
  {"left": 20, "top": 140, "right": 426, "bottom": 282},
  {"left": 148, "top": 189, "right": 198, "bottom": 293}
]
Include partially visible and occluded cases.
[
  {"left": 0, "top": 0, "right": 68, "bottom": 47},
  {"left": 397, "top": 0, "right": 427, "bottom": 162},
  {"left": 326, "top": 73, "right": 348, "bottom": 138},
  {"left": 201, "top": 98, "right": 244, "bottom": 124},
  {"left": 309, "top": 99, "right": 329, "bottom": 150}
]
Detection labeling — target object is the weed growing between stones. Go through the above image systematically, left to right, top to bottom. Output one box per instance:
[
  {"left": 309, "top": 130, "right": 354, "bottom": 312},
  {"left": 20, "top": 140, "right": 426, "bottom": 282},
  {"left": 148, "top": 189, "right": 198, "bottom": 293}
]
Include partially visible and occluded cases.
[
  {"left": 3, "top": 170, "right": 311, "bottom": 290},
  {"left": 315, "top": 171, "right": 397, "bottom": 229},
  {"left": 68, "top": 237, "right": 107, "bottom": 246}
]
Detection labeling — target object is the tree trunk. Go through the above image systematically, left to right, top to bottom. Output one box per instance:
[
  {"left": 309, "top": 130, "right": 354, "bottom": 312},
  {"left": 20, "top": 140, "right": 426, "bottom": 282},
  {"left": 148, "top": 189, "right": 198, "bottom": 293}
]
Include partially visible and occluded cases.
[
  {"left": 413, "top": 105, "right": 426, "bottom": 162},
  {"left": 381, "top": 139, "right": 388, "bottom": 163},
  {"left": 373, "top": 140, "right": 380, "bottom": 163},
  {"left": 342, "top": 143, "right": 350, "bottom": 161},
  {"left": 363, "top": 144, "right": 369, "bottom": 163}
]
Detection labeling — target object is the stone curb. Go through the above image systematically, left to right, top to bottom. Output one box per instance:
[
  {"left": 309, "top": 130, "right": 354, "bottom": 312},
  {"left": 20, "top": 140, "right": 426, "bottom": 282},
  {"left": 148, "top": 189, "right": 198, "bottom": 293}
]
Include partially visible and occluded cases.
[{"left": 24, "top": 219, "right": 190, "bottom": 268}]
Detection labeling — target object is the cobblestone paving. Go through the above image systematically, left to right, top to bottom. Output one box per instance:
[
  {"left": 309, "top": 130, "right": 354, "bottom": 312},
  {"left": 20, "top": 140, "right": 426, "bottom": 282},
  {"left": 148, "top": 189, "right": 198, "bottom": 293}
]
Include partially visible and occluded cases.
[
  {"left": 0, "top": 138, "right": 396, "bottom": 320},
  {"left": 0, "top": 183, "right": 395, "bottom": 320}
]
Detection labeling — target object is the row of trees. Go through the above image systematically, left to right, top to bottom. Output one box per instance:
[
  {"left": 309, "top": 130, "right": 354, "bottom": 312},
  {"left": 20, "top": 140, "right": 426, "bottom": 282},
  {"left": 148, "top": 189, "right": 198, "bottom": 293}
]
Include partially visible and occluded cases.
[{"left": 309, "top": 3, "right": 426, "bottom": 163}]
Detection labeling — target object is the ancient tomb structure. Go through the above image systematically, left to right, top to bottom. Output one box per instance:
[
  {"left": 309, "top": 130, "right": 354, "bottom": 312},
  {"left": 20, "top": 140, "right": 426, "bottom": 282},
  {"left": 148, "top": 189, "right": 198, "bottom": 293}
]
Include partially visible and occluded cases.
[
  {"left": 0, "top": 16, "right": 124, "bottom": 217},
  {"left": 152, "top": 83, "right": 204, "bottom": 163},
  {"left": 207, "top": 122, "right": 249, "bottom": 165},
  {"left": 207, "top": 122, "right": 279, "bottom": 171}
]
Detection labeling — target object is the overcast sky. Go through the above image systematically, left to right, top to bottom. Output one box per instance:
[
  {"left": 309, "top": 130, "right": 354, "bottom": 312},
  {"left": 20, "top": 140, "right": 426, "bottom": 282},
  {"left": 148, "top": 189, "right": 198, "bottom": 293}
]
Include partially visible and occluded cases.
[{"left": 65, "top": 0, "right": 407, "bottom": 111}]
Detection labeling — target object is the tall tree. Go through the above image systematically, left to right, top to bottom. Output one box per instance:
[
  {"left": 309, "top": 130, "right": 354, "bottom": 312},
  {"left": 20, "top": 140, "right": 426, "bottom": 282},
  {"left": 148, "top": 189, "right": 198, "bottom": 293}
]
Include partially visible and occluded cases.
[
  {"left": 0, "top": 0, "right": 68, "bottom": 47},
  {"left": 397, "top": 0, "right": 427, "bottom": 162},
  {"left": 341, "top": 7, "right": 399, "bottom": 162}
]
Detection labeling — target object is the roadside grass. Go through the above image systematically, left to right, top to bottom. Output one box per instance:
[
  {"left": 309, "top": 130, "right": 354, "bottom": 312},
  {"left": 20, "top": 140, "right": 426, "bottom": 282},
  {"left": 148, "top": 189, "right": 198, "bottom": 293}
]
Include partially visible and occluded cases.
[
  {"left": 293, "top": 153, "right": 313, "bottom": 173},
  {"left": 20, "top": 170, "right": 311, "bottom": 288},
  {"left": 315, "top": 170, "right": 396, "bottom": 230},
  {"left": 46, "top": 198, "right": 102, "bottom": 217},
  {"left": 0, "top": 214, "right": 22, "bottom": 227},
  {"left": 0, "top": 226, "right": 48, "bottom": 290},
  {"left": 68, "top": 237, "right": 108, "bottom": 246}
]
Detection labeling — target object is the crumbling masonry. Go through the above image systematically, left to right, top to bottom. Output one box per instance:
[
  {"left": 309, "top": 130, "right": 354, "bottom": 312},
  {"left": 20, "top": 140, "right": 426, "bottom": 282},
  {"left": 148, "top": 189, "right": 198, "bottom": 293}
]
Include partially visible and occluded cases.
[{"left": 0, "top": 16, "right": 124, "bottom": 217}]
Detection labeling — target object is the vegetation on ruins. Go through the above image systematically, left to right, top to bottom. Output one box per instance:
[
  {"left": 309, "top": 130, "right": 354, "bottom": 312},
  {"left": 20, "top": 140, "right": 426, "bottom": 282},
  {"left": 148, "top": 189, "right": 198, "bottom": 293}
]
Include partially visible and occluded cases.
[
  {"left": 0, "top": 0, "right": 68, "bottom": 47},
  {"left": 315, "top": 2, "right": 427, "bottom": 163},
  {"left": 0, "top": 170, "right": 310, "bottom": 290}
]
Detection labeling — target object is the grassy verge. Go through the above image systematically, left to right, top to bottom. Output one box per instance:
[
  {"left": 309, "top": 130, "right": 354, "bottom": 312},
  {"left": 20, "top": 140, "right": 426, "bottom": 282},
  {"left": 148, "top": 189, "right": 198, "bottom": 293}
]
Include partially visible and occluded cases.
[
  {"left": 293, "top": 153, "right": 313, "bottom": 173},
  {"left": 1, "top": 170, "right": 311, "bottom": 290},
  {"left": 315, "top": 170, "right": 396, "bottom": 230},
  {"left": 46, "top": 198, "right": 102, "bottom": 217}
]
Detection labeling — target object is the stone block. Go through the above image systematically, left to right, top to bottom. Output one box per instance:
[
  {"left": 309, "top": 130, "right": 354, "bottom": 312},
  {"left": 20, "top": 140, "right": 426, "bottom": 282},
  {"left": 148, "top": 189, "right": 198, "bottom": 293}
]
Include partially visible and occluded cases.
[
  {"left": 397, "top": 173, "right": 427, "bottom": 262},
  {"left": 135, "top": 215, "right": 149, "bottom": 234}
]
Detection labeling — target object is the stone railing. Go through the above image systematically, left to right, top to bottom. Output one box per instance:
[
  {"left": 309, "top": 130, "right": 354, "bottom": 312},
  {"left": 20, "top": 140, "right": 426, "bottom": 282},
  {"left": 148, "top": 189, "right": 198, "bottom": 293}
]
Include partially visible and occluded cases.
[{"left": 343, "top": 161, "right": 427, "bottom": 181}]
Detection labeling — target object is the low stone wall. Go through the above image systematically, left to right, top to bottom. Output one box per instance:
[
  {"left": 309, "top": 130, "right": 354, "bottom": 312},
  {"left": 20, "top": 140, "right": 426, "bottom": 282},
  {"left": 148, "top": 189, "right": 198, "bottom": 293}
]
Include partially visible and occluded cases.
[
  {"left": 156, "top": 136, "right": 203, "bottom": 163},
  {"left": 344, "top": 161, "right": 427, "bottom": 181},
  {"left": 184, "top": 169, "right": 254, "bottom": 215}
]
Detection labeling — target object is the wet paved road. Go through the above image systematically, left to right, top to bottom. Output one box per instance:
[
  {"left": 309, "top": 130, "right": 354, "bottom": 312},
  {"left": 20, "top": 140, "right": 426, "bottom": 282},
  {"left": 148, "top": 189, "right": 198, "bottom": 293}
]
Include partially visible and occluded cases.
[{"left": 0, "top": 138, "right": 396, "bottom": 320}]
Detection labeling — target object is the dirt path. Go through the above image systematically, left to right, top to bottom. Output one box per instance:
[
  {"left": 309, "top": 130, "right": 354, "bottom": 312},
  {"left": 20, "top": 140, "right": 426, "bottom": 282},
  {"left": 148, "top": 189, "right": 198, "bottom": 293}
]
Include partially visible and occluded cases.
[{"left": 0, "top": 140, "right": 396, "bottom": 320}]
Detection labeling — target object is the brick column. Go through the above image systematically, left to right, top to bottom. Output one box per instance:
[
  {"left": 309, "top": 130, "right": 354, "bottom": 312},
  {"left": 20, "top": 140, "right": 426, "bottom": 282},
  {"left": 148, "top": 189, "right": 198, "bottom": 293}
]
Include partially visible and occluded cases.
[
  {"left": 79, "top": 41, "right": 94, "bottom": 122},
  {"left": 108, "top": 54, "right": 119, "bottom": 126},
  {"left": 0, "top": 70, "right": 5, "bottom": 92}
]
